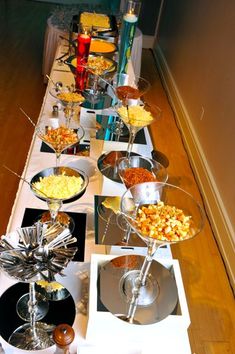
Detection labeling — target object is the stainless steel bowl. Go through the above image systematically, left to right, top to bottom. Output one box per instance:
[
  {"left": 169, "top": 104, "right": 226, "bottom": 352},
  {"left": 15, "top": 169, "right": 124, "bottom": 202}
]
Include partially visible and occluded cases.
[
  {"left": 65, "top": 54, "right": 117, "bottom": 77},
  {"left": 30, "top": 166, "right": 89, "bottom": 203}
]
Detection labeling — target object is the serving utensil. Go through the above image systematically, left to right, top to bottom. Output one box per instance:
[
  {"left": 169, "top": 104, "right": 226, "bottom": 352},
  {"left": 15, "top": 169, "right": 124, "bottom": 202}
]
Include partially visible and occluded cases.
[{"left": 3, "top": 165, "right": 49, "bottom": 199}]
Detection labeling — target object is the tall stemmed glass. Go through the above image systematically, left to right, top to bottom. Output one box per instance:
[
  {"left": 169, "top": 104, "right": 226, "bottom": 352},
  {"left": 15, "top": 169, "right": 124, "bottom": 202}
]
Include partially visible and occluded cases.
[
  {"left": 110, "top": 73, "right": 151, "bottom": 136},
  {"left": 50, "top": 85, "right": 85, "bottom": 127},
  {"left": 117, "top": 103, "right": 161, "bottom": 158},
  {"left": 36, "top": 118, "right": 85, "bottom": 167},
  {"left": 116, "top": 156, "right": 168, "bottom": 244},
  {"left": 96, "top": 158, "right": 168, "bottom": 246},
  {"left": 30, "top": 166, "right": 89, "bottom": 228},
  {"left": 119, "top": 182, "right": 204, "bottom": 323}
]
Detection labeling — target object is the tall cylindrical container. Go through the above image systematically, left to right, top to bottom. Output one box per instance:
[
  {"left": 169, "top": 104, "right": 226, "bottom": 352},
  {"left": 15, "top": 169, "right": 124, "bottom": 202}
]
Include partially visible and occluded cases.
[
  {"left": 117, "top": 0, "right": 141, "bottom": 74},
  {"left": 76, "top": 25, "right": 91, "bottom": 92}
]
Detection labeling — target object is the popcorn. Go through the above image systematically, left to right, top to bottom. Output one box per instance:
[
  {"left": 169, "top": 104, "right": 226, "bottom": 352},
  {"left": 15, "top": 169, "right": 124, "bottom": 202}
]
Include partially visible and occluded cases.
[{"left": 135, "top": 201, "right": 192, "bottom": 242}]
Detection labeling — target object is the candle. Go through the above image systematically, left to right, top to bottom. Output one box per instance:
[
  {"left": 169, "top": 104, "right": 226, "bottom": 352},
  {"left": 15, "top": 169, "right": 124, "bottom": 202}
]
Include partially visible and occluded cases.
[
  {"left": 117, "top": 1, "right": 141, "bottom": 74},
  {"left": 123, "top": 13, "right": 138, "bottom": 23},
  {"left": 76, "top": 27, "right": 91, "bottom": 92}
]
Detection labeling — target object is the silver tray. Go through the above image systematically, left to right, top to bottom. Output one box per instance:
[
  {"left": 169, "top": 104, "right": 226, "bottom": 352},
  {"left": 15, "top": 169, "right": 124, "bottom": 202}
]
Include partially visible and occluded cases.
[{"left": 98, "top": 255, "right": 179, "bottom": 325}]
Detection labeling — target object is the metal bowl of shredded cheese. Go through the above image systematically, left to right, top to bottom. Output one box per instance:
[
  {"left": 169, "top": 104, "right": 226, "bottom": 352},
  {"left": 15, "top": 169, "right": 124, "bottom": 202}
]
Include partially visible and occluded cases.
[{"left": 30, "top": 166, "right": 89, "bottom": 203}]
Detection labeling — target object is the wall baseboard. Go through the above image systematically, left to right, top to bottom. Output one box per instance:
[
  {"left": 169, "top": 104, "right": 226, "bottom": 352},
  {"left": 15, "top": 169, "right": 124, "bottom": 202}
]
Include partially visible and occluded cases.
[{"left": 153, "top": 45, "right": 235, "bottom": 293}]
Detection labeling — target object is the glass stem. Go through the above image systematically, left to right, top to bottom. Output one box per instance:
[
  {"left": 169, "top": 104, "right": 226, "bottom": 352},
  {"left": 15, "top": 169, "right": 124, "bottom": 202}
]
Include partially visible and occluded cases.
[
  {"left": 64, "top": 104, "right": 74, "bottom": 127},
  {"left": 126, "top": 127, "right": 136, "bottom": 158},
  {"left": 55, "top": 152, "right": 61, "bottom": 167},
  {"left": 47, "top": 199, "right": 62, "bottom": 223},
  {"left": 122, "top": 225, "right": 131, "bottom": 244},
  {"left": 127, "top": 242, "right": 158, "bottom": 323},
  {"left": 28, "top": 282, "right": 37, "bottom": 330}
]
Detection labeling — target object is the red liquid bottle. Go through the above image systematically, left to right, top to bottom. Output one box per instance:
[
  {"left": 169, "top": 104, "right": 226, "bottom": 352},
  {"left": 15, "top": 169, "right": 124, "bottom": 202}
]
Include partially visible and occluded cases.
[{"left": 76, "top": 31, "right": 91, "bottom": 92}]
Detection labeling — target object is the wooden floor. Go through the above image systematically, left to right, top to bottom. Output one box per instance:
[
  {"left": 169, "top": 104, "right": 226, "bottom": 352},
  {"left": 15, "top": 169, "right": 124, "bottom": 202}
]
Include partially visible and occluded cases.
[{"left": 0, "top": 1, "right": 234, "bottom": 353}]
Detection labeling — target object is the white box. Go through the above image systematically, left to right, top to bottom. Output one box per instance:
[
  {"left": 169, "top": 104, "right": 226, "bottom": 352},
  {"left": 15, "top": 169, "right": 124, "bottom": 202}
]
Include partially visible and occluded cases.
[{"left": 86, "top": 254, "right": 191, "bottom": 351}]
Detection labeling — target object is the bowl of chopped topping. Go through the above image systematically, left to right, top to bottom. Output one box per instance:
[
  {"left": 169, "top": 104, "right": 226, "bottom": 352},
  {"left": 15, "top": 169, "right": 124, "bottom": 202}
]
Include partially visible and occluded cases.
[
  {"left": 65, "top": 54, "right": 117, "bottom": 77},
  {"left": 50, "top": 86, "right": 85, "bottom": 106},
  {"left": 117, "top": 156, "right": 168, "bottom": 189},
  {"left": 30, "top": 166, "right": 89, "bottom": 204}
]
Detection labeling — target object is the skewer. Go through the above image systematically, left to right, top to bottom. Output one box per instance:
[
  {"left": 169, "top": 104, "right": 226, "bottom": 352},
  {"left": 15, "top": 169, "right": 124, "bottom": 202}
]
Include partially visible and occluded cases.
[
  {"left": 46, "top": 74, "right": 62, "bottom": 91},
  {"left": 19, "top": 107, "right": 36, "bottom": 127},
  {"left": 3, "top": 165, "right": 49, "bottom": 199}
]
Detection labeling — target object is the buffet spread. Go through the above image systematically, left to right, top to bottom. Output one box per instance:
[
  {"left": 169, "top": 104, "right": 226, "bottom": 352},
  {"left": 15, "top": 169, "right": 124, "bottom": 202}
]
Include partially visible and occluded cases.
[{"left": 0, "top": 5, "right": 204, "bottom": 354}]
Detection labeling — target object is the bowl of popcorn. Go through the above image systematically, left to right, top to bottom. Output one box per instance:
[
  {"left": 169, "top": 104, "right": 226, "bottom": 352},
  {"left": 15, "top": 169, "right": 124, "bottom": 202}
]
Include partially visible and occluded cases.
[{"left": 121, "top": 181, "right": 205, "bottom": 245}]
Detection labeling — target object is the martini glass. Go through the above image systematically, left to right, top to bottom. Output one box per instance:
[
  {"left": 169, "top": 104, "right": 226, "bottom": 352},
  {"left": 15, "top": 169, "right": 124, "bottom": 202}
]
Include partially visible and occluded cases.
[
  {"left": 82, "top": 69, "right": 110, "bottom": 109},
  {"left": 110, "top": 73, "right": 151, "bottom": 136},
  {"left": 112, "top": 73, "right": 151, "bottom": 105},
  {"left": 50, "top": 85, "right": 85, "bottom": 127},
  {"left": 117, "top": 103, "right": 161, "bottom": 158},
  {"left": 36, "top": 118, "right": 85, "bottom": 167},
  {"left": 117, "top": 156, "right": 168, "bottom": 244},
  {"left": 30, "top": 166, "right": 89, "bottom": 228},
  {"left": 119, "top": 182, "right": 204, "bottom": 323}
]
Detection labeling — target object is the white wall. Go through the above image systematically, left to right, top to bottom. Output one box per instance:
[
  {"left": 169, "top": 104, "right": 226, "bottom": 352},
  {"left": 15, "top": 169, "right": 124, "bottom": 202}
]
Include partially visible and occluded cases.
[{"left": 154, "top": 0, "right": 235, "bottom": 287}]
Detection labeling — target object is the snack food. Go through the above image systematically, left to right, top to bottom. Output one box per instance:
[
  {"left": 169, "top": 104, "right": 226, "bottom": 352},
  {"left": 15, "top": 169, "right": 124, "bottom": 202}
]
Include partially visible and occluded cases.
[
  {"left": 80, "top": 12, "right": 110, "bottom": 29},
  {"left": 90, "top": 39, "right": 116, "bottom": 54},
  {"left": 87, "top": 56, "right": 114, "bottom": 75},
  {"left": 116, "top": 86, "right": 140, "bottom": 101},
  {"left": 57, "top": 91, "right": 84, "bottom": 103},
  {"left": 117, "top": 105, "right": 154, "bottom": 127},
  {"left": 40, "top": 126, "right": 78, "bottom": 152},
  {"left": 102, "top": 151, "right": 123, "bottom": 167},
  {"left": 122, "top": 167, "right": 156, "bottom": 188},
  {"left": 32, "top": 173, "right": 83, "bottom": 199},
  {"left": 102, "top": 196, "right": 121, "bottom": 214},
  {"left": 135, "top": 201, "right": 192, "bottom": 242}
]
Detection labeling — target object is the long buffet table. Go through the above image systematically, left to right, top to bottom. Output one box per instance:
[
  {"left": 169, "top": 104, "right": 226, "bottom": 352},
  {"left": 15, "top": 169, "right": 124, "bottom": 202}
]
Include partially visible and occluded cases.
[{"left": 0, "top": 39, "right": 192, "bottom": 354}]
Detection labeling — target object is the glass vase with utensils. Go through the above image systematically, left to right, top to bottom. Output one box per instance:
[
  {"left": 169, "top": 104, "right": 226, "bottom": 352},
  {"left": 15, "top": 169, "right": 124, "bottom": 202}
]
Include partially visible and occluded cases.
[
  {"left": 35, "top": 118, "right": 85, "bottom": 167},
  {"left": 97, "top": 156, "right": 168, "bottom": 246},
  {"left": 111, "top": 182, "right": 204, "bottom": 324},
  {"left": 0, "top": 223, "right": 77, "bottom": 350}
]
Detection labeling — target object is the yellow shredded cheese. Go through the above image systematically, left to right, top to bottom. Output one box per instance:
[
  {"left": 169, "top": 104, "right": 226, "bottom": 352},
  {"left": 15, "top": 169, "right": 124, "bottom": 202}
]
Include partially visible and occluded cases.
[
  {"left": 117, "top": 105, "right": 154, "bottom": 127},
  {"left": 32, "top": 173, "right": 83, "bottom": 199}
]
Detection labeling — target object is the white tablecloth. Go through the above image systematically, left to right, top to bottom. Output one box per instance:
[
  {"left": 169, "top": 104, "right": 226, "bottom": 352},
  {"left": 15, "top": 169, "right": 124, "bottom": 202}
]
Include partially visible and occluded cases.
[
  {"left": 42, "top": 17, "right": 143, "bottom": 82},
  {"left": 0, "top": 43, "right": 191, "bottom": 354}
]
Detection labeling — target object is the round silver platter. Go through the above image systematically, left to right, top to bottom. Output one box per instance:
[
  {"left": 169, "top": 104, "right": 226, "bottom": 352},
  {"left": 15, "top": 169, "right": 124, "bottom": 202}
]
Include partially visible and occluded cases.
[{"left": 98, "top": 255, "right": 178, "bottom": 325}]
